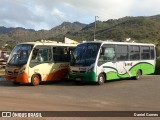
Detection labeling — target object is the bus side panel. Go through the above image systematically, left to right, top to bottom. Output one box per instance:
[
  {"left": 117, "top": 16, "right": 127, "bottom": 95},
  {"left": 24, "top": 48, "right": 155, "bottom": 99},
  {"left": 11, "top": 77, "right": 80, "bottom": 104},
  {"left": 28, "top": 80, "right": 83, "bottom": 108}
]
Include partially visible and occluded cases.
[
  {"left": 100, "top": 61, "right": 155, "bottom": 80},
  {"left": 115, "top": 61, "right": 130, "bottom": 79},
  {"left": 131, "top": 61, "right": 155, "bottom": 75},
  {"left": 97, "top": 62, "right": 118, "bottom": 81},
  {"left": 128, "top": 62, "right": 141, "bottom": 76},
  {"left": 28, "top": 63, "right": 69, "bottom": 82},
  {"left": 101, "top": 66, "right": 129, "bottom": 80},
  {"left": 43, "top": 67, "right": 69, "bottom": 81},
  {"left": 106, "top": 71, "right": 119, "bottom": 80},
  {"left": 15, "top": 72, "right": 28, "bottom": 83}
]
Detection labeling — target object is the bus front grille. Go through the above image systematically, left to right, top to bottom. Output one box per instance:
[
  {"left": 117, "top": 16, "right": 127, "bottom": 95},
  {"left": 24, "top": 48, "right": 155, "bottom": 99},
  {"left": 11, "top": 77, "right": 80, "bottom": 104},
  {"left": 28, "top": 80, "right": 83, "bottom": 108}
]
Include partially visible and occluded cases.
[
  {"left": 72, "top": 70, "right": 86, "bottom": 74},
  {"left": 6, "top": 71, "right": 18, "bottom": 76}
]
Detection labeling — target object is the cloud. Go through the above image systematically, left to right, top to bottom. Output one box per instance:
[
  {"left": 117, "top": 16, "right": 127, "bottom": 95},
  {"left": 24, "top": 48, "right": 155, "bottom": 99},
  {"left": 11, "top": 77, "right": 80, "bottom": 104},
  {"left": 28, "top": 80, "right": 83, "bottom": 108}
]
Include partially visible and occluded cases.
[
  {"left": 0, "top": 0, "right": 160, "bottom": 30},
  {"left": 0, "top": 0, "right": 44, "bottom": 29},
  {"left": 129, "top": 0, "right": 160, "bottom": 16}
]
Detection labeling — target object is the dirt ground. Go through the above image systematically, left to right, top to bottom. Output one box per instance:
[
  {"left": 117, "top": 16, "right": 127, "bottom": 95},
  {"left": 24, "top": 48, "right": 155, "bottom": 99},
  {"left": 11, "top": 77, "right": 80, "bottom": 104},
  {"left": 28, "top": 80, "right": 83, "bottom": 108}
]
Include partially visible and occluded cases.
[{"left": 0, "top": 75, "right": 160, "bottom": 119}]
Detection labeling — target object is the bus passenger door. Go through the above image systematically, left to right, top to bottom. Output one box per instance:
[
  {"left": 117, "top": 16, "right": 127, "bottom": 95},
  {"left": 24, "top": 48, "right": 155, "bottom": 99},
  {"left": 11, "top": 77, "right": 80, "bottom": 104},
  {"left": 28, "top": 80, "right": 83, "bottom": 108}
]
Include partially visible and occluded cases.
[
  {"left": 97, "top": 45, "right": 117, "bottom": 80},
  {"left": 116, "top": 45, "right": 130, "bottom": 78},
  {"left": 29, "top": 46, "right": 53, "bottom": 82},
  {"left": 51, "top": 46, "right": 70, "bottom": 80},
  {"left": 116, "top": 61, "right": 130, "bottom": 78}
]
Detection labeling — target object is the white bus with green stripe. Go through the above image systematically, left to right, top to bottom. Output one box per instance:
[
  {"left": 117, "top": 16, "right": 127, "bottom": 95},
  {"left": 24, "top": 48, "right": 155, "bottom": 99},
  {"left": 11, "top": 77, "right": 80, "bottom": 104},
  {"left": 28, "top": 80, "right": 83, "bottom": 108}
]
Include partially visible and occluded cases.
[{"left": 69, "top": 41, "right": 156, "bottom": 85}]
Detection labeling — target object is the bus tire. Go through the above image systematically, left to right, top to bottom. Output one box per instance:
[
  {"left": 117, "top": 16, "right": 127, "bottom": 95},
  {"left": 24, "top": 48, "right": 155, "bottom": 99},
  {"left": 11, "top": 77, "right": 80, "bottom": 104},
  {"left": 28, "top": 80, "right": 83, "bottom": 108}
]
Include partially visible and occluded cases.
[
  {"left": 134, "top": 70, "right": 141, "bottom": 80},
  {"left": 97, "top": 73, "right": 105, "bottom": 85},
  {"left": 31, "top": 74, "right": 40, "bottom": 86},
  {"left": 74, "top": 81, "right": 82, "bottom": 85},
  {"left": 13, "top": 82, "right": 20, "bottom": 85}
]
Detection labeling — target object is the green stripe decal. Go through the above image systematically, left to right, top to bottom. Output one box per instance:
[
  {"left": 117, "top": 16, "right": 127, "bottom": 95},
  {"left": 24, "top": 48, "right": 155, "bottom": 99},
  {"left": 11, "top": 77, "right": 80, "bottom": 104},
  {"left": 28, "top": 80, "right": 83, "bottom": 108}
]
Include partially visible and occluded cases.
[
  {"left": 103, "top": 62, "right": 155, "bottom": 80},
  {"left": 103, "top": 66, "right": 129, "bottom": 80}
]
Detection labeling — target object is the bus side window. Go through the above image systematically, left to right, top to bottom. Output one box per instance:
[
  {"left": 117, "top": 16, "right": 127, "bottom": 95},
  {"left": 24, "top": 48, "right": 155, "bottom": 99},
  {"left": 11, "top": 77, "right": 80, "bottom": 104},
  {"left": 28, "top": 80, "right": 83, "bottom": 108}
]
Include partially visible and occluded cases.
[
  {"left": 99, "top": 45, "right": 115, "bottom": 62},
  {"left": 116, "top": 45, "right": 129, "bottom": 61},
  {"left": 130, "top": 46, "right": 140, "bottom": 60},
  {"left": 141, "top": 46, "right": 150, "bottom": 60},
  {"left": 31, "top": 47, "right": 52, "bottom": 63},
  {"left": 53, "top": 47, "right": 69, "bottom": 62},
  {"left": 31, "top": 48, "right": 38, "bottom": 61},
  {"left": 104, "top": 48, "right": 115, "bottom": 61},
  {"left": 42, "top": 49, "right": 52, "bottom": 62},
  {"left": 36, "top": 52, "right": 44, "bottom": 62}
]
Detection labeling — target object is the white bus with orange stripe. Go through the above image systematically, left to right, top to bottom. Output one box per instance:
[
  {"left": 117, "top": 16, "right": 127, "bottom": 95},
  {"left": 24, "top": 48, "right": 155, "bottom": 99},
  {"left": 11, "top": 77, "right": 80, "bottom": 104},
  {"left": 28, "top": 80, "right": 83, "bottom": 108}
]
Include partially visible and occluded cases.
[{"left": 5, "top": 41, "right": 77, "bottom": 86}]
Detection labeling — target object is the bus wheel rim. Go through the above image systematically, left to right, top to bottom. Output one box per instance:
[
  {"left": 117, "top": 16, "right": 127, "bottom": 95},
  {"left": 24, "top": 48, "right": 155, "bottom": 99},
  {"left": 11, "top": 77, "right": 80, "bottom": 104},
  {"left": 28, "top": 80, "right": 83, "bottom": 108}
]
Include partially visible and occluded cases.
[
  {"left": 137, "top": 71, "right": 140, "bottom": 79},
  {"left": 137, "top": 74, "right": 139, "bottom": 79},
  {"left": 99, "top": 76, "right": 104, "bottom": 83},
  {"left": 33, "top": 77, "right": 39, "bottom": 85}
]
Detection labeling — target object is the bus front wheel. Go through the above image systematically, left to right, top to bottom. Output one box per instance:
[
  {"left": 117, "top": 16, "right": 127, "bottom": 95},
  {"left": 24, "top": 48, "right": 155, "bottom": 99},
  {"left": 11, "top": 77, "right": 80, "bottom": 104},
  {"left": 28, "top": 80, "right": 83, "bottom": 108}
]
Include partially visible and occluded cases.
[
  {"left": 97, "top": 73, "right": 105, "bottom": 85},
  {"left": 31, "top": 74, "right": 40, "bottom": 86}
]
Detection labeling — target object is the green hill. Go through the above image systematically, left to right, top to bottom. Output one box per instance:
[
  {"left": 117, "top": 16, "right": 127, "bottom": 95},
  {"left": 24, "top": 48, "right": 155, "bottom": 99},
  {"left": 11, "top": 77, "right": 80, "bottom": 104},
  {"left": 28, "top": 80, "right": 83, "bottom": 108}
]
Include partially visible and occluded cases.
[
  {"left": 1, "top": 15, "right": 160, "bottom": 54},
  {"left": 66, "top": 15, "right": 160, "bottom": 43},
  {"left": 66, "top": 15, "right": 160, "bottom": 56},
  {"left": 0, "top": 22, "right": 86, "bottom": 50}
]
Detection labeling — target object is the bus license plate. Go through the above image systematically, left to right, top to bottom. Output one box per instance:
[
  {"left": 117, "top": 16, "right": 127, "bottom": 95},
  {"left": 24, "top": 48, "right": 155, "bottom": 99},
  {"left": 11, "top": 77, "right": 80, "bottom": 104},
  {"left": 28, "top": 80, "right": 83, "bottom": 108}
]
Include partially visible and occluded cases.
[{"left": 76, "top": 78, "right": 81, "bottom": 81}]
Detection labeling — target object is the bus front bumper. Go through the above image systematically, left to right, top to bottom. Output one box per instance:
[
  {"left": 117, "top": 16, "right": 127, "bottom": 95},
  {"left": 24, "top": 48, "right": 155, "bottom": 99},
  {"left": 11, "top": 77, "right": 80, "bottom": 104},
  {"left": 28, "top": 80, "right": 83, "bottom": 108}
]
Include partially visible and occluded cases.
[
  {"left": 69, "top": 71, "right": 96, "bottom": 83},
  {"left": 5, "top": 72, "right": 29, "bottom": 83}
]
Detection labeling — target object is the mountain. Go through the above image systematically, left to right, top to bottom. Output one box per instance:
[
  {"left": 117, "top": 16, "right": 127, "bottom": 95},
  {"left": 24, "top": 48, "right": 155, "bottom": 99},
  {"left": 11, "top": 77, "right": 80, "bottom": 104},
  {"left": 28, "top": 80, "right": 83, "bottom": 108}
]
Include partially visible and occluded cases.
[
  {"left": 1, "top": 15, "right": 160, "bottom": 51},
  {"left": 66, "top": 15, "right": 160, "bottom": 43},
  {"left": 0, "top": 22, "right": 86, "bottom": 49},
  {"left": 0, "top": 22, "right": 86, "bottom": 42},
  {"left": 35, "top": 22, "right": 86, "bottom": 41},
  {"left": 0, "top": 26, "right": 35, "bottom": 34},
  {"left": 0, "top": 27, "right": 13, "bottom": 34}
]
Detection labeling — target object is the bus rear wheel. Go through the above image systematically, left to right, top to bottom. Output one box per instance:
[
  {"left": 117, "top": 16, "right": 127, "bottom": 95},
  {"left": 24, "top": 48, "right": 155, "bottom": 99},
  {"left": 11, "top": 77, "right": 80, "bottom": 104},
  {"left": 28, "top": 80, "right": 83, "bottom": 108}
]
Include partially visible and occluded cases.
[
  {"left": 134, "top": 70, "right": 141, "bottom": 80},
  {"left": 97, "top": 73, "right": 105, "bottom": 85},
  {"left": 31, "top": 74, "right": 40, "bottom": 86}
]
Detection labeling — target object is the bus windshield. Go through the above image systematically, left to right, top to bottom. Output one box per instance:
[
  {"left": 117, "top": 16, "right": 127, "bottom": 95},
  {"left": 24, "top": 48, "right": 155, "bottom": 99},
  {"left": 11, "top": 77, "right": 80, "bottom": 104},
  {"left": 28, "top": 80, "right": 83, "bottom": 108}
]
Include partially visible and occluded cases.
[
  {"left": 70, "top": 43, "right": 101, "bottom": 66},
  {"left": 7, "top": 44, "right": 33, "bottom": 66}
]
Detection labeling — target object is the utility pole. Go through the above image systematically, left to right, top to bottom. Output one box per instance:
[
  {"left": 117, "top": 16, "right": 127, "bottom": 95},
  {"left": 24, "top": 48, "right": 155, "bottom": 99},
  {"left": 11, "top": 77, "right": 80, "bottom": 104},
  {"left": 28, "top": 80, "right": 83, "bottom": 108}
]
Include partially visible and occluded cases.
[{"left": 94, "top": 16, "right": 99, "bottom": 41}]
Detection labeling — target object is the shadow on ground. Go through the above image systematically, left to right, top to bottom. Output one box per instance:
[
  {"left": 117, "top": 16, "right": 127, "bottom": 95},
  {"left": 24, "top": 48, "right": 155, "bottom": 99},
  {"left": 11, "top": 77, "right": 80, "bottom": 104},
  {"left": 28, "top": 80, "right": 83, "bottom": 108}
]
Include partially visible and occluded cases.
[{"left": 0, "top": 75, "right": 136, "bottom": 87}]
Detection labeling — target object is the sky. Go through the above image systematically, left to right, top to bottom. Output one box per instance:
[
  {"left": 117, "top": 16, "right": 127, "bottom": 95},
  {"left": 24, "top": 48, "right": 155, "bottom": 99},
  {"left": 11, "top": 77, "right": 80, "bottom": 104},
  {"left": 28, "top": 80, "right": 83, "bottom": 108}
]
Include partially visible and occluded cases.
[{"left": 0, "top": 0, "right": 160, "bottom": 30}]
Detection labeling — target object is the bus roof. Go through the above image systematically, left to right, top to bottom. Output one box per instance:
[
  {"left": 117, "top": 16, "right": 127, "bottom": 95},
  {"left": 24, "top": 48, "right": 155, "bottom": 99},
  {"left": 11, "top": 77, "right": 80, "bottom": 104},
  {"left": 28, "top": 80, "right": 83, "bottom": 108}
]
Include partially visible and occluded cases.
[
  {"left": 17, "top": 41, "right": 78, "bottom": 47},
  {"left": 80, "top": 41, "right": 155, "bottom": 46}
]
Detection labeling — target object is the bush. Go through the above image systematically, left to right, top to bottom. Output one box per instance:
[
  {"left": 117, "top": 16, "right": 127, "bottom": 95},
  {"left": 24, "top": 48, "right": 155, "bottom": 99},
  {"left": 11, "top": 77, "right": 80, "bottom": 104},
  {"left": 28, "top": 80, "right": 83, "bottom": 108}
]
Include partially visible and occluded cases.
[{"left": 155, "top": 58, "right": 160, "bottom": 74}]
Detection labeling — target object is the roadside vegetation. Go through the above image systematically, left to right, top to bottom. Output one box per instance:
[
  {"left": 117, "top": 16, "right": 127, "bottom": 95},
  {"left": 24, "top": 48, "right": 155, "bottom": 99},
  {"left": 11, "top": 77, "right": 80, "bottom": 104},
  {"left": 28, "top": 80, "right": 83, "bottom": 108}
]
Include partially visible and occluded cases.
[{"left": 155, "top": 57, "right": 160, "bottom": 75}]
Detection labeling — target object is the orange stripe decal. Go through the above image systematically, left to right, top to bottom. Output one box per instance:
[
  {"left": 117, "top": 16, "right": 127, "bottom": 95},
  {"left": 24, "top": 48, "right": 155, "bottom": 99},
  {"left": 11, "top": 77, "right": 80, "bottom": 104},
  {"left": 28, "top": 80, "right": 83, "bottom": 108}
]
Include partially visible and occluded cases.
[
  {"left": 43, "top": 68, "right": 69, "bottom": 81},
  {"left": 5, "top": 72, "right": 28, "bottom": 83},
  {"left": 16, "top": 72, "right": 28, "bottom": 83}
]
